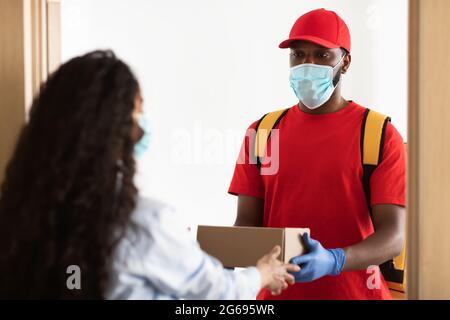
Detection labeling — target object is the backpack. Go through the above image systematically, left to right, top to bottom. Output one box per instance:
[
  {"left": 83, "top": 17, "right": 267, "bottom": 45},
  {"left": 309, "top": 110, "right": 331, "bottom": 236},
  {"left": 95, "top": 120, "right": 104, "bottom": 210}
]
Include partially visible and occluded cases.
[{"left": 253, "top": 107, "right": 406, "bottom": 292}]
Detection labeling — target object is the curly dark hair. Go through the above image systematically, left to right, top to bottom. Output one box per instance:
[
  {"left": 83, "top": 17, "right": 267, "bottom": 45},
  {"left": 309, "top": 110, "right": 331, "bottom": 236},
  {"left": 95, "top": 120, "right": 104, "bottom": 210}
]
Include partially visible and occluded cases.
[{"left": 0, "top": 50, "right": 140, "bottom": 299}]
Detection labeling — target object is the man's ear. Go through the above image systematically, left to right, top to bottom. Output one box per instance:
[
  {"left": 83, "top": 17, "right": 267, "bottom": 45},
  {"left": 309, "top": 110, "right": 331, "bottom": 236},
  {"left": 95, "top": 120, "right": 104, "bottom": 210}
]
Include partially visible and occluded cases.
[{"left": 342, "top": 54, "right": 351, "bottom": 74}]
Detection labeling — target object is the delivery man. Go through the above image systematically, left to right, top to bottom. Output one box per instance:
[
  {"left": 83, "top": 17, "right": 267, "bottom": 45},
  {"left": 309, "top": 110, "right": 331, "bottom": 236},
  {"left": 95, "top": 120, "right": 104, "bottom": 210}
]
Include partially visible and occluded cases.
[{"left": 228, "top": 8, "right": 406, "bottom": 300}]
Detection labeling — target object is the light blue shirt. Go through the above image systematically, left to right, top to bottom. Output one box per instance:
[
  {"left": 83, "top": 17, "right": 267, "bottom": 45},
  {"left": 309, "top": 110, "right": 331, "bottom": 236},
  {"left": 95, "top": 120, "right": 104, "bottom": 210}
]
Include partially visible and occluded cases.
[{"left": 106, "top": 197, "right": 261, "bottom": 300}]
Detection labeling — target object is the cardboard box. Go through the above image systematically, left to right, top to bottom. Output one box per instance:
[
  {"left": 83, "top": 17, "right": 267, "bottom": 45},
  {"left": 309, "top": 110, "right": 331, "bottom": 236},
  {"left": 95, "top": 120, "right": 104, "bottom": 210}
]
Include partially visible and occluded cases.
[{"left": 196, "top": 225, "right": 310, "bottom": 268}]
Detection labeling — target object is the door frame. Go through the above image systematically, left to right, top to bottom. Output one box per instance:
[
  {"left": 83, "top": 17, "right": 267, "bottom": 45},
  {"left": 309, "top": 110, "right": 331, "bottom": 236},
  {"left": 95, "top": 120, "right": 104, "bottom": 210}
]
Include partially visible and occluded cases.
[
  {"left": 0, "top": 0, "right": 60, "bottom": 183},
  {"left": 407, "top": 0, "right": 450, "bottom": 300}
]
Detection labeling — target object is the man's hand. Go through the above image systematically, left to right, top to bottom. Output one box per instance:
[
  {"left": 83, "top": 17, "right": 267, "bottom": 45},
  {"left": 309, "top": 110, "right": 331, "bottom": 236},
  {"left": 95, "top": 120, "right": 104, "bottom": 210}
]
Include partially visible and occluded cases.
[{"left": 289, "top": 233, "right": 346, "bottom": 283}]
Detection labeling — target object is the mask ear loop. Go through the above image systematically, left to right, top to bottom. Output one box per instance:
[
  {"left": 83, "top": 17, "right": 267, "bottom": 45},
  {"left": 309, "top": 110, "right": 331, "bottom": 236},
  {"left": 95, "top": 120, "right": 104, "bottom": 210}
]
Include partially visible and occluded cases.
[{"left": 332, "top": 54, "right": 346, "bottom": 87}]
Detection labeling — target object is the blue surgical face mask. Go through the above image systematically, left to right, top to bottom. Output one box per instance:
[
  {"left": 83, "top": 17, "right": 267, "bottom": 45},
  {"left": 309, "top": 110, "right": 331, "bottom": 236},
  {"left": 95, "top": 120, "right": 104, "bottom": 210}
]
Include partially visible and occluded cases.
[
  {"left": 289, "top": 55, "right": 345, "bottom": 110},
  {"left": 134, "top": 115, "right": 151, "bottom": 158}
]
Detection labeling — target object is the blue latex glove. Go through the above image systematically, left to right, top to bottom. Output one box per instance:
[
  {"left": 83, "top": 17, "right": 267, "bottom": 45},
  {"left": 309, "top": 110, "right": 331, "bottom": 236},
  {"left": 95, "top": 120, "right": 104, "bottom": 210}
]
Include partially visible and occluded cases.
[{"left": 289, "top": 233, "right": 346, "bottom": 283}]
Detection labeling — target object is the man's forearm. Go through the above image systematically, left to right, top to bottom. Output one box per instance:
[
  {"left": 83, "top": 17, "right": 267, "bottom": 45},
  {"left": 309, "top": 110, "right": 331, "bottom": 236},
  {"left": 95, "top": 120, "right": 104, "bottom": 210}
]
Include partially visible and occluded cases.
[
  {"left": 234, "top": 195, "right": 264, "bottom": 227},
  {"left": 234, "top": 216, "right": 259, "bottom": 227},
  {"left": 342, "top": 227, "right": 404, "bottom": 272}
]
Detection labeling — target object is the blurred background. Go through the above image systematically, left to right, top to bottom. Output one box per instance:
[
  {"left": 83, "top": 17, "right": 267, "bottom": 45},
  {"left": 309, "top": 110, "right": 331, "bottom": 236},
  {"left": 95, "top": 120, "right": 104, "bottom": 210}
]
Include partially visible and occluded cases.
[{"left": 60, "top": 0, "right": 408, "bottom": 228}]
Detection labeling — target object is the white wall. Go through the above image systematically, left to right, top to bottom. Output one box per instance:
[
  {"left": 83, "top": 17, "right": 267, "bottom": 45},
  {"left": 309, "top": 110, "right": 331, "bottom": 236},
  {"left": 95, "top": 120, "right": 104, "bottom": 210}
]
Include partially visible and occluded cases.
[{"left": 61, "top": 0, "right": 408, "bottom": 228}]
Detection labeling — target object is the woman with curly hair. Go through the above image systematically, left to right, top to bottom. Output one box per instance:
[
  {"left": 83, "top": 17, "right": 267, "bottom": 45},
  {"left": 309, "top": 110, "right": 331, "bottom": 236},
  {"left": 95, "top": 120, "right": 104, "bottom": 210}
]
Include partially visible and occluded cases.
[{"left": 0, "top": 50, "right": 298, "bottom": 299}]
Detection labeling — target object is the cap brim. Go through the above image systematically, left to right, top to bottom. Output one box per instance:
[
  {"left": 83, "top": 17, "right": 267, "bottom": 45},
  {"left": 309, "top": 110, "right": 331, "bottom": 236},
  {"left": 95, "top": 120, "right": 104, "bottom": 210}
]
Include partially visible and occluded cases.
[{"left": 279, "top": 35, "right": 340, "bottom": 49}]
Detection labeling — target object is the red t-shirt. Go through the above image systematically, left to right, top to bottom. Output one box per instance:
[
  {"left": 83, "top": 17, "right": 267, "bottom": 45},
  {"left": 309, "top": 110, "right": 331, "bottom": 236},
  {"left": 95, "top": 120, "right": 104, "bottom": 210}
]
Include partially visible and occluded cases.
[{"left": 228, "top": 101, "right": 406, "bottom": 300}]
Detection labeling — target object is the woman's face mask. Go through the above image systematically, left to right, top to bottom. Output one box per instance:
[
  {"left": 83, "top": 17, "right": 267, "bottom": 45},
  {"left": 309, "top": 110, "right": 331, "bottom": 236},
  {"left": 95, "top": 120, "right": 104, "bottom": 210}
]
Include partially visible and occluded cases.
[
  {"left": 289, "top": 54, "right": 345, "bottom": 110},
  {"left": 131, "top": 91, "right": 151, "bottom": 158},
  {"left": 133, "top": 113, "right": 151, "bottom": 158}
]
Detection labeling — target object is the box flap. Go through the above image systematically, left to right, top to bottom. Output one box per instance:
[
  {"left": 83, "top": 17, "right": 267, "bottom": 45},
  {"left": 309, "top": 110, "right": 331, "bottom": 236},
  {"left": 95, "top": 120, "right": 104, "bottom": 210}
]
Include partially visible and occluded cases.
[{"left": 283, "top": 228, "right": 310, "bottom": 263}]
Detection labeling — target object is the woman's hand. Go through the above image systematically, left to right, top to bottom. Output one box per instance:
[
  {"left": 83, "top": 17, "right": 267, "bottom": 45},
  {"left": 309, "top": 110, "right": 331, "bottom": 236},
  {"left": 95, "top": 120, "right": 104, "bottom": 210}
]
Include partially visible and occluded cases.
[{"left": 256, "top": 245, "right": 300, "bottom": 295}]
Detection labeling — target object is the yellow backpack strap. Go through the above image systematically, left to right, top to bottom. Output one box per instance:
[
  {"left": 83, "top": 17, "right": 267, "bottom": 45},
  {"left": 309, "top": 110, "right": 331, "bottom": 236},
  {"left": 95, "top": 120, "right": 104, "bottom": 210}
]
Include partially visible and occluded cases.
[
  {"left": 254, "top": 108, "right": 289, "bottom": 168},
  {"left": 361, "top": 108, "right": 391, "bottom": 212},
  {"left": 362, "top": 109, "right": 408, "bottom": 290},
  {"left": 362, "top": 109, "right": 391, "bottom": 166}
]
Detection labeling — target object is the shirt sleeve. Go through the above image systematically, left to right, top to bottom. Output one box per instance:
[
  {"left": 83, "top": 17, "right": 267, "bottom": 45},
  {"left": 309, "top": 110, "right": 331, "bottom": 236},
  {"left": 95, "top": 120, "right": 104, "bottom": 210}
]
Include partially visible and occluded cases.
[
  {"left": 228, "top": 121, "right": 264, "bottom": 199},
  {"left": 369, "top": 122, "right": 407, "bottom": 207},
  {"left": 119, "top": 197, "right": 261, "bottom": 300}
]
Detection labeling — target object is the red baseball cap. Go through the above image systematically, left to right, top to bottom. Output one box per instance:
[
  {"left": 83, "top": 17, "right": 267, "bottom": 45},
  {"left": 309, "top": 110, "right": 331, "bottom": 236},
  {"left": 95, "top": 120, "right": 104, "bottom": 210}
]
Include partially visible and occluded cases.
[{"left": 279, "top": 8, "right": 351, "bottom": 53}]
